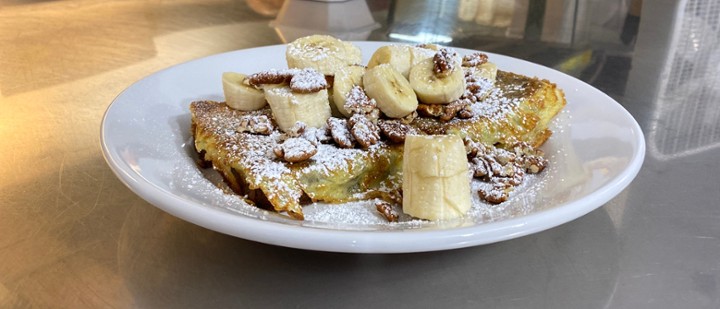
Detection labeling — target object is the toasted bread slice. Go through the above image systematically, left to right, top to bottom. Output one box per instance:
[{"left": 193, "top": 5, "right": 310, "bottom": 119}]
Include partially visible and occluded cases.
[
  {"left": 190, "top": 70, "right": 565, "bottom": 219},
  {"left": 413, "top": 70, "right": 565, "bottom": 148}
]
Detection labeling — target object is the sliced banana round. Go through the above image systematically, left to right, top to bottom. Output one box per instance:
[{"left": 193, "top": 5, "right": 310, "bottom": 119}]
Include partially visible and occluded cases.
[
  {"left": 286, "top": 35, "right": 362, "bottom": 76},
  {"left": 367, "top": 45, "right": 413, "bottom": 79},
  {"left": 409, "top": 46, "right": 436, "bottom": 67},
  {"left": 409, "top": 57, "right": 466, "bottom": 104},
  {"left": 465, "top": 62, "right": 498, "bottom": 82},
  {"left": 362, "top": 64, "right": 418, "bottom": 119},
  {"left": 332, "top": 65, "right": 366, "bottom": 117},
  {"left": 222, "top": 72, "right": 267, "bottom": 111},
  {"left": 264, "top": 86, "right": 331, "bottom": 132},
  {"left": 402, "top": 134, "right": 472, "bottom": 221}
]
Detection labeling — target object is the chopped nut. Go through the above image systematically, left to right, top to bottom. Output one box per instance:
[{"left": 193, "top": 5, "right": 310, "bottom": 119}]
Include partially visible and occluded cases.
[
  {"left": 433, "top": 48, "right": 457, "bottom": 78},
  {"left": 462, "top": 52, "right": 489, "bottom": 67},
  {"left": 439, "top": 100, "right": 470, "bottom": 122},
  {"left": 417, "top": 101, "right": 471, "bottom": 122},
  {"left": 417, "top": 104, "right": 445, "bottom": 118},
  {"left": 457, "top": 107, "right": 474, "bottom": 119},
  {"left": 366, "top": 108, "right": 381, "bottom": 123},
  {"left": 399, "top": 110, "right": 418, "bottom": 124},
  {"left": 237, "top": 114, "right": 274, "bottom": 135},
  {"left": 348, "top": 114, "right": 380, "bottom": 149},
  {"left": 327, "top": 117, "right": 355, "bottom": 148},
  {"left": 378, "top": 120, "right": 416, "bottom": 143},
  {"left": 274, "top": 137, "right": 317, "bottom": 163},
  {"left": 465, "top": 138, "right": 531, "bottom": 204},
  {"left": 465, "top": 138, "right": 548, "bottom": 204},
  {"left": 512, "top": 142, "right": 548, "bottom": 173},
  {"left": 478, "top": 182, "right": 511, "bottom": 204},
  {"left": 375, "top": 201, "right": 399, "bottom": 222}
]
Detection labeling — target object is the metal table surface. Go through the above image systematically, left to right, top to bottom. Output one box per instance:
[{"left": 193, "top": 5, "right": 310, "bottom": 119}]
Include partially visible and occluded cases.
[{"left": 1, "top": 0, "right": 718, "bottom": 308}]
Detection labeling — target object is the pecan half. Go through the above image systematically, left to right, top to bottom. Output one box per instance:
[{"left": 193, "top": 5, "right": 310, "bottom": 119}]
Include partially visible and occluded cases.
[
  {"left": 433, "top": 48, "right": 457, "bottom": 78},
  {"left": 247, "top": 69, "right": 294, "bottom": 87},
  {"left": 289, "top": 69, "right": 329, "bottom": 93},
  {"left": 439, "top": 100, "right": 470, "bottom": 122},
  {"left": 348, "top": 114, "right": 380, "bottom": 149},
  {"left": 327, "top": 117, "right": 355, "bottom": 148},
  {"left": 378, "top": 120, "right": 416, "bottom": 143},
  {"left": 274, "top": 137, "right": 317, "bottom": 163},
  {"left": 375, "top": 200, "right": 399, "bottom": 222}
]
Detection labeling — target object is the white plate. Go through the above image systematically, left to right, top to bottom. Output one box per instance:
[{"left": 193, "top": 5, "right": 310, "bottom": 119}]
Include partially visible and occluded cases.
[{"left": 101, "top": 42, "right": 645, "bottom": 253}]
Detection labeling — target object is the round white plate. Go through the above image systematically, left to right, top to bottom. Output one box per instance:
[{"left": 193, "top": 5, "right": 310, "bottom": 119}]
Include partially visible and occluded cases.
[{"left": 101, "top": 42, "right": 645, "bottom": 253}]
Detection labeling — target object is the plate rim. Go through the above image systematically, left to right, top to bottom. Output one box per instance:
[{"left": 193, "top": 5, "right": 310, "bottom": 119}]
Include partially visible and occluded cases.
[{"left": 100, "top": 41, "right": 646, "bottom": 253}]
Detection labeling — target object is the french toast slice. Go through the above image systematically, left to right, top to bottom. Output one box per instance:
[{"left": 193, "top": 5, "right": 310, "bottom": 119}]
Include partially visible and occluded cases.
[
  {"left": 190, "top": 70, "right": 565, "bottom": 219},
  {"left": 412, "top": 70, "right": 565, "bottom": 148}
]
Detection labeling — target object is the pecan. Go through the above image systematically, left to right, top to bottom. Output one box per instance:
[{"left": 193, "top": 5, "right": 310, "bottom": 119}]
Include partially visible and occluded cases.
[
  {"left": 433, "top": 48, "right": 457, "bottom": 78},
  {"left": 462, "top": 52, "right": 489, "bottom": 67},
  {"left": 247, "top": 69, "right": 294, "bottom": 87},
  {"left": 289, "top": 69, "right": 328, "bottom": 93},
  {"left": 344, "top": 85, "right": 377, "bottom": 115},
  {"left": 439, "top": 100, "right": 470, "bottom": 122},
  {"left": 417, "top": 101, "right": 472, "bottom": 122},
  {"left": 417, "top": 103, "right": 445, "bottom": 118},
  {"left": 457, "top": 106, "right": 474, "bottom": 119},
  {"left": 366, "top": 108, "right": 381, "bottom": 123},
  {"left": 399, "top": 110, "right": 418, "bottom": 124},
  {"left": 237, "top": 114, "right": 274, "bottom": 135},
  {"left": 348, "top": 114, "right": 380, "bottom": 149},
  {"left": 327, "top": 117, "right": 355, "bottom": 148},
  {"left": 378, "top": 120, "right": 416, "bottom": 143},
  {"left": 285, "top": 121, "right": 307, "bottom": 138},
  {"left": 304, "top": 126, "right": 331, "bottom": 145},
  {"left": 274, "top": 137, "right": 317, "bottom": 163},
  {"left": 465, "top": 138, "right": 532, "bottom": 204},
  {"left": 512, "top": 142, "right": 548, "bottom": 173},
  {"left": 478, "top": 182, "right": 511, "bottom": 204},
  {"left": 375, "top": 201, "right": 399, "bottom": 222}
]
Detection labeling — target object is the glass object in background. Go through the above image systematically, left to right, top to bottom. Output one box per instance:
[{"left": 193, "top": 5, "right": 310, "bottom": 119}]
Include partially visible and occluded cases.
[
  {"left": 270, "top": 0, "right": 380, "bottom": 42},
  {"left": 628, "top": 0, "right": 720, "bottom": 160}
]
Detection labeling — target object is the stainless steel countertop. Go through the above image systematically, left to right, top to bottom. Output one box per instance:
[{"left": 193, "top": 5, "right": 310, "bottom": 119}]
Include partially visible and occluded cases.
[{"left": 1, "top": 0, "right": 719, "bottom": 308}]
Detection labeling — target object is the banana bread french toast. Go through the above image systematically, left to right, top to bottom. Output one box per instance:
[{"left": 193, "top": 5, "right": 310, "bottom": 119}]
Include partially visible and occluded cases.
[{"left": 191, "top": 69, "right": 566, "bottom": 219}]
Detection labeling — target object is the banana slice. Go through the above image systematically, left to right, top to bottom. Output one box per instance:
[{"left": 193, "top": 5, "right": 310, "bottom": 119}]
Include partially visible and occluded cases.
[
  {"left": 286, "top": 35, "right": 362, "bottom": 76},
  {"left": 367, "top": 45, "right": 413, "bottom": 79},
  {"left": 409, "top": 46, "right": 436, "bottom": 67},
  {"left": 409, "top": 57, "right": 465, "bottom": 104},
  {"left": 465, "top": 62, "right": 498, "bottom": 82},
  {"left": 362, "top": 64, "right": 418, "bottom": 118},
  {"left": 332, "top": 65, "right": 366, "bottom": 117},
  {"left": 222, "top": 72, "right": 267, "bottom": 111},
  {"left": 264, "top": 86, "right": 331, "bottom": 132},
  {"left": 402, "top": 134, "right": 472, "bottom": 221}
]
